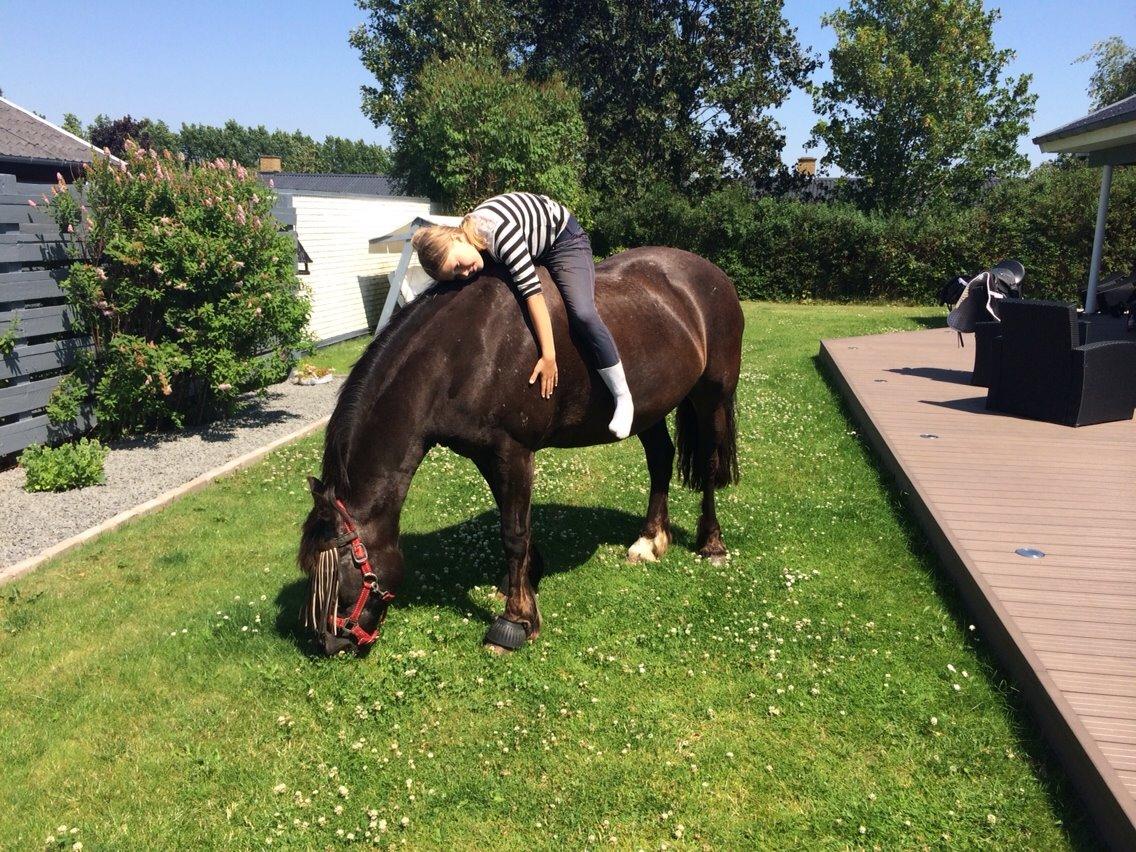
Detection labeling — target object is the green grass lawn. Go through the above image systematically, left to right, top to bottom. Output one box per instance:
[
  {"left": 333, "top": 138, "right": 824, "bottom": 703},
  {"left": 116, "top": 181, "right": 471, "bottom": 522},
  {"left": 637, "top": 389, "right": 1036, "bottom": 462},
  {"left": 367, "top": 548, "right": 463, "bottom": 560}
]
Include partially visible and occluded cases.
[{"left": 0, "top": 304, "right": 1096, "bottom": 849}]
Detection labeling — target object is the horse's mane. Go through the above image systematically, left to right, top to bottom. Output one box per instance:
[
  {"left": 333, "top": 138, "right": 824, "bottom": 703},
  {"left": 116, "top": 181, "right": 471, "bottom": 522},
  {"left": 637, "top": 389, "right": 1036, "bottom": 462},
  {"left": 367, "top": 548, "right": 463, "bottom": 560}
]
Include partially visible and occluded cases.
[{"left": 321, "top": 280, "right": 466, "bottom": 493}]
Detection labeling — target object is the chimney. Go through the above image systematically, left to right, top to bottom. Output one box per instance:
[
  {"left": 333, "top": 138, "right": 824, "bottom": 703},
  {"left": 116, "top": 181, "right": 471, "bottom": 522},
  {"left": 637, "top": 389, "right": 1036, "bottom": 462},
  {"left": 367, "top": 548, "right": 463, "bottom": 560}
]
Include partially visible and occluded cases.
[
  {"left": 259, "top": 155, "right": 282, "bottom": 173},
  {"left": 796, "top": 157, "right": 817, "bottom": 176}
]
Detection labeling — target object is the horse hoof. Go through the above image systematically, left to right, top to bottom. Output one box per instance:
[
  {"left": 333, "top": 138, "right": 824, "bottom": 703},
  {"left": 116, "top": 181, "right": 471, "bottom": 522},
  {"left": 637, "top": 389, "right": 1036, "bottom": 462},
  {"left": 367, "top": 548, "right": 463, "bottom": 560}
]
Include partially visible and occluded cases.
[
  {"left": 627, "top": 529, "right": 670, "bottom": 563},
  {"left": 698, "top": 548, "right": 728, "bottom": 566},
  {"left": 483, "top": 616, "right": 527, "bottom": 651}
]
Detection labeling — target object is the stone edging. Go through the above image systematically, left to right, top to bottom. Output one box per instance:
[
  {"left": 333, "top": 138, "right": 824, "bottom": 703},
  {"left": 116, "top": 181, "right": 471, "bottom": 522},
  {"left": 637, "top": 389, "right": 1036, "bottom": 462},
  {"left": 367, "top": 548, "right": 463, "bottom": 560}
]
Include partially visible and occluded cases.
[{"left": 0, "top": 415, "right": 330, "bottom": 587}]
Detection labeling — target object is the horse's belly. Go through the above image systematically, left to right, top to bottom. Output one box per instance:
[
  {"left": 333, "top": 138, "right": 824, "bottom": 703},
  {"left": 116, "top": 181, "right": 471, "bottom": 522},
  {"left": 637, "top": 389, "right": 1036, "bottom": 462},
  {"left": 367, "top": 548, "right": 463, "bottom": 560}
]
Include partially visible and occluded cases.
[{"left": 544, "top": 350, "right": 704, "bottom": 448}]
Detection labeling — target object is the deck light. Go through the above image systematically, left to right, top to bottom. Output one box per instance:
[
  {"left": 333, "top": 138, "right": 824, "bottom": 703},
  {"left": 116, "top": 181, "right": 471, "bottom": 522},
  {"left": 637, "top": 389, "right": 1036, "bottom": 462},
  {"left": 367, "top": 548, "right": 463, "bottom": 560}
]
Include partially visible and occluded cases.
[{"left": 1014, "top": 547, "right": 1045, "bottom": 559}]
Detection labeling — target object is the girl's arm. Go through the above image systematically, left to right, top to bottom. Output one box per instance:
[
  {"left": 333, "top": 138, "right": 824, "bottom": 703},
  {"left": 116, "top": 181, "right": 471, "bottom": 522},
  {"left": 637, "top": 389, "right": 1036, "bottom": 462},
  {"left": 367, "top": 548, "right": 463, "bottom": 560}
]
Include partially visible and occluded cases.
[{"left": 525, "top": 293, "right": 558, "bottom": 398}]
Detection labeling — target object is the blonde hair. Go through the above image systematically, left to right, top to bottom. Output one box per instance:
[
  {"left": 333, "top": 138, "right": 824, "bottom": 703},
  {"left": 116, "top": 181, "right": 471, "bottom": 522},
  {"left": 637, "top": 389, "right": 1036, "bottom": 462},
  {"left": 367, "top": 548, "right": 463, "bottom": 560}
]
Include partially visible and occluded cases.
[{"left": 411, "top": 215, "right": 488, "bottom": 280}]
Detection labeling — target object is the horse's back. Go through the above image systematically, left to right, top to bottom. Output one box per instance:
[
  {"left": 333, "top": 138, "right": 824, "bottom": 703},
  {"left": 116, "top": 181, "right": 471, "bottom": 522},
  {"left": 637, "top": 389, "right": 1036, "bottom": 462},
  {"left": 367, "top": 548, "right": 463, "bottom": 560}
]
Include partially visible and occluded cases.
[
  {"left": 541, "top": 246, "right": 743, "bottom": 446},
  {"left": 597, "top": 246, "right": 743, "bottom": 376}
]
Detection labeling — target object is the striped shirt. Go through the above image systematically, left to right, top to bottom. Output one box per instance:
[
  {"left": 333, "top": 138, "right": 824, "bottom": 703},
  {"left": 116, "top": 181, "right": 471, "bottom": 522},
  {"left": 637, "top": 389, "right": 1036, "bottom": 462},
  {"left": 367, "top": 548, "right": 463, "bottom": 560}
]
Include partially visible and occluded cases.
[{"left": 469, "top": 192, "right": 571, "bottom": 299}]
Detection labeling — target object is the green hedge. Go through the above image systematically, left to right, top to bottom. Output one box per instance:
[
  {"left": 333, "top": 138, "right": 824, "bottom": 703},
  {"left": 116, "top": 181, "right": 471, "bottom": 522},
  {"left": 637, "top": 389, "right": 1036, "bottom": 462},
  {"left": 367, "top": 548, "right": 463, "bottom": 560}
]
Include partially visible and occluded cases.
[{"left": 591, "top": 161, "right": 1136, "bottom": 304}]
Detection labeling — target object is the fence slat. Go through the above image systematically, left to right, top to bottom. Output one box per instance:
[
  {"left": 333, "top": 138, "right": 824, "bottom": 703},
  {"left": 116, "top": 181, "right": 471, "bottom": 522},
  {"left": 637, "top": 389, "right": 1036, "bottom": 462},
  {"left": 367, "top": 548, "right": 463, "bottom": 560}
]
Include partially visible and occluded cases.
[
  {"left": 0, "top": 242, "right": 69, "bottom": 264},
  {"left": 0, "top": 269, "right": 68, "bottom": 303},
  {"left": 0, "top": 305, "right": 78, "bottom": 337},
  {"left": 0, "top": 337, "right": 90, "bottom": 381},
  {"left": 0, "top": 374, "right": 65, "bottom": 418},
  {"left": 0, "top": 408, "right": 95, "bottom": 457}
]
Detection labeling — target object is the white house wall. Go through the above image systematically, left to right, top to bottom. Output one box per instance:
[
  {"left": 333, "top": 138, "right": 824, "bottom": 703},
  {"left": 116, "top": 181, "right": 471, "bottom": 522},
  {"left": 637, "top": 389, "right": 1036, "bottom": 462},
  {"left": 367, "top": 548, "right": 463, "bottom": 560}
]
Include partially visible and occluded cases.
[{"left": 289, "top": 192, "right": 435, "bottom": 345}]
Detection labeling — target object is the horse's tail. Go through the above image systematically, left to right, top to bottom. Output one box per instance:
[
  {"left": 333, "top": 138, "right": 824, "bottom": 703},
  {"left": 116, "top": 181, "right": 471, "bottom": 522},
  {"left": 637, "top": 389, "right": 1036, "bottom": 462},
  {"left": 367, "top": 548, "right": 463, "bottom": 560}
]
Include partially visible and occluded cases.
[{"left": 675, "top": 389, "right": 740, "bottom": 491}]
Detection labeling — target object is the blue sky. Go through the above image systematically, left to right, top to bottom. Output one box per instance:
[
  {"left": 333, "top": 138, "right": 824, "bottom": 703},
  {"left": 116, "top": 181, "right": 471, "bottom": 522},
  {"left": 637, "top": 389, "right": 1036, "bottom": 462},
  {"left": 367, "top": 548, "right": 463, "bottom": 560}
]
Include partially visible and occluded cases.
[{"left": 2, "top": 0, "right": 1134, "bottom": 171}]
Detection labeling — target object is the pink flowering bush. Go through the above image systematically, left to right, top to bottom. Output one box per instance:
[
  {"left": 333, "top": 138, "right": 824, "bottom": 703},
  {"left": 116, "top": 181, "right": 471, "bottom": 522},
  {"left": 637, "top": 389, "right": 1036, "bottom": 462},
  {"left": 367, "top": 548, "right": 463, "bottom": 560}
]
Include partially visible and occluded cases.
[{"left": 49, "top": 141, "right": 311, "bottom": 434}]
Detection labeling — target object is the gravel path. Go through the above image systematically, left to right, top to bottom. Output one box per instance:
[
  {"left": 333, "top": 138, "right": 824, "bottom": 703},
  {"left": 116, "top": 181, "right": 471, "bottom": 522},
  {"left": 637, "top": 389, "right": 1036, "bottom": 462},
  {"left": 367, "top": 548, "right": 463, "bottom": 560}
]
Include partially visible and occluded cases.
[{"left": 0, "top": 376, "right": 344, "bottom": 569}]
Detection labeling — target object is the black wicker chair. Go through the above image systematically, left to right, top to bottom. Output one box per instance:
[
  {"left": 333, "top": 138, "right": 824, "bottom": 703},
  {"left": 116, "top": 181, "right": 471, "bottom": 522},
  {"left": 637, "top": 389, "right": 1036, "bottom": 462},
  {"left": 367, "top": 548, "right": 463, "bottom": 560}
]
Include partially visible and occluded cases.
[{"left": 986, "top": 299, "right": 1136, "bottom": 426}]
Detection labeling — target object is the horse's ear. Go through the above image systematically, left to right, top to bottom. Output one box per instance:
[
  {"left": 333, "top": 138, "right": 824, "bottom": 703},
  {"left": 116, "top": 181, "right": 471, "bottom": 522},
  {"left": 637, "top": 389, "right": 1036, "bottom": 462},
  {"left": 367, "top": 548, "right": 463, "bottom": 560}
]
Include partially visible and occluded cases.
[{"left": 308, "top": 476, "right": 325, "bottom": 496}]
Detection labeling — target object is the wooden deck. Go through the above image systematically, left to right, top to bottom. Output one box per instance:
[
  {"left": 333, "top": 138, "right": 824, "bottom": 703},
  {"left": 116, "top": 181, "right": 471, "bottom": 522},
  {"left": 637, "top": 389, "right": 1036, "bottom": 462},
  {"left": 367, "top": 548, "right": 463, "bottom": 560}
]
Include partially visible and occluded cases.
[{"left": 819, "top": 327, "right": 1136, "bottom": 849}]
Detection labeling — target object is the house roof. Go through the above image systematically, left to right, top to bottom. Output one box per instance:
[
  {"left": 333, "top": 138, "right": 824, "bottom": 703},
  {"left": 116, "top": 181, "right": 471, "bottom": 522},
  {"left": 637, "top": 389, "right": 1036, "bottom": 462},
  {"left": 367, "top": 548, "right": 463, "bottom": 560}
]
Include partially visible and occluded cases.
[
  {"left": 1033, "top": 94, "right": 1136, "bottom": 165},
  {"left": 0, "top": 96, "right": 117, "bottom": 166},
  {"left": 258, "top": 171, "right": 422, "bottom": 198}
]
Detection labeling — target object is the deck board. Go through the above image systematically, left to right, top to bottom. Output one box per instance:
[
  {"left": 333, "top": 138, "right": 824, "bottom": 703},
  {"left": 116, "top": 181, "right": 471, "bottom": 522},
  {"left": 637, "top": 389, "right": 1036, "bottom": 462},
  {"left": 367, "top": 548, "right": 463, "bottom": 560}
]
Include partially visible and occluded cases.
[{"left": 820, "top": 327, "right": 1136, "bottom": 848}]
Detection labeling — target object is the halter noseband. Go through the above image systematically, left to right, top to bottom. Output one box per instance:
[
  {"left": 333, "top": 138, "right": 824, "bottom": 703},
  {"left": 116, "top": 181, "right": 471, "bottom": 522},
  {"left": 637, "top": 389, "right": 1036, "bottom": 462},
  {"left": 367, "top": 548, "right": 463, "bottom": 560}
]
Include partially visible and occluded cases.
[{"left": 327, "top": 498, "right": 395, "bottom": 647}]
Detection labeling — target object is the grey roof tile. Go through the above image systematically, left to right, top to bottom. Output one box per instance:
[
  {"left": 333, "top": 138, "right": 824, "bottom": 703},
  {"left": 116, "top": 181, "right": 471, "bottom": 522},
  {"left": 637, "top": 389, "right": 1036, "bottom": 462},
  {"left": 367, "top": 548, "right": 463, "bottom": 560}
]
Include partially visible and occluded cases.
[{"left": 0, "top": 97, "right": 104, "bottom": 164}]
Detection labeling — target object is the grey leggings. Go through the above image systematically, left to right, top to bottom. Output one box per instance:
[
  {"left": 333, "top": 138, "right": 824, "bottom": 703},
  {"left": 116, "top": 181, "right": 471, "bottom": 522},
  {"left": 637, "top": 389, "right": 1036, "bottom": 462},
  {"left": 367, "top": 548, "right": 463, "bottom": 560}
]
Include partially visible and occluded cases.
[{"left": 540, "top": 215, "right": 621, "bottom": 368}]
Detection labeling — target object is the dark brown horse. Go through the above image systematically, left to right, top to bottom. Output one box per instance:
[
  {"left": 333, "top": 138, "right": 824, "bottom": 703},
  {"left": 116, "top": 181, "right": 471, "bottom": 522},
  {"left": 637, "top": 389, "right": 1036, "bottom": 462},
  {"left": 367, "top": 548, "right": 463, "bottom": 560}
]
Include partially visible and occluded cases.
[{"left": 298, "top": 246, "right": 743, "bottom": 655}]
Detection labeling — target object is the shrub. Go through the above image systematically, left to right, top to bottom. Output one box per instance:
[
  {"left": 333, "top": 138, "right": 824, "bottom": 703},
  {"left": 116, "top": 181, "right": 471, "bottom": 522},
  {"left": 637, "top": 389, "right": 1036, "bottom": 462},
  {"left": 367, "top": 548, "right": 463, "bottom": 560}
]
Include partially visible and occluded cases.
[
  {"left": 48, "top": 141, "right": 312, "bottom": 436},
  {"left": 591, "top": 161, "right": 1136, "bottom": 304},
  {"left": 20, "top": 439, "right": 109, "bottom": 492}
]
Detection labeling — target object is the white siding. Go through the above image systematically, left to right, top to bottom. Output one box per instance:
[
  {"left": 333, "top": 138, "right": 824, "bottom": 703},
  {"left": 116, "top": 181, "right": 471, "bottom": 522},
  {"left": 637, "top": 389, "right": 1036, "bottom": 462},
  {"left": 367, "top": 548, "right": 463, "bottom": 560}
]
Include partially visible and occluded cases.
[{"left": 290, "top": 193, "right": 436, "bottom": 344}]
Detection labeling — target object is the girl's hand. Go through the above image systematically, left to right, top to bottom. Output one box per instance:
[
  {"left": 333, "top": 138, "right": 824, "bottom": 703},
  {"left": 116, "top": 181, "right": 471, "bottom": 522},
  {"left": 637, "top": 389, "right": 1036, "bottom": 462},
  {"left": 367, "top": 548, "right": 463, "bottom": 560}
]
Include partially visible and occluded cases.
[{"left": 529, "top": 355, "right": 558, "bottom": 398}]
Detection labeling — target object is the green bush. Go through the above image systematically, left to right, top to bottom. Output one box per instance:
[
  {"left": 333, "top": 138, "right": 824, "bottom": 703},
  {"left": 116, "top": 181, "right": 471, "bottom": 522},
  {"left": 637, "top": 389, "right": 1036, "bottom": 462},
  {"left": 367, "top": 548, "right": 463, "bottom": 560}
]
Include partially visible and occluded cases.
[
  {"left": 391, "top": 56, "right": 591, "bottom": 219},
  {"left": 47, "top": 140, "right": 312, "bottom": 436},
  {"left": 592, "top": 161, "right": 1136, "bottom": 303},
  {"left": 20, "top": 439, "right": 109, "bottom": 492}
]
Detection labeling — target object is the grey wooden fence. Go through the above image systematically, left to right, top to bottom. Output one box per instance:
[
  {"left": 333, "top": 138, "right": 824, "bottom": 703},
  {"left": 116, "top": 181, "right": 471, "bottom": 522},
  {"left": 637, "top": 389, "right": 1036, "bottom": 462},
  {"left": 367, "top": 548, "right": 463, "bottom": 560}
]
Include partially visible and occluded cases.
[{"left": 0, "top": 173, "right": 93, "bottom": 460}]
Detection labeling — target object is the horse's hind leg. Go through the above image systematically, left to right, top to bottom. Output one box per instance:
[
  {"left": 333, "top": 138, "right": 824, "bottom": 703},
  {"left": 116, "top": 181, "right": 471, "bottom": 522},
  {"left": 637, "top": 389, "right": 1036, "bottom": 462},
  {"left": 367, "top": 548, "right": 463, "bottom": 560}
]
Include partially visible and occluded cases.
[
  {"left": 682, "top": 383, "right": 739, "bottom": 566},
  {"left": 627, "top": 418, "right": 674, "bottom": 563}
]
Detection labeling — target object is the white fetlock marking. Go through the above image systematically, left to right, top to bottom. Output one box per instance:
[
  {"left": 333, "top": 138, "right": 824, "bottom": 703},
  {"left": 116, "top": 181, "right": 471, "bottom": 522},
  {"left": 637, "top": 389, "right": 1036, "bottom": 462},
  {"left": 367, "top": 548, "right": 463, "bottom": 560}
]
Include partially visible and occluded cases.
[
  {"left": 653, "top": 529, "right": 671, "bottom": 558},
  {"left": 627, "top": 536, "right": 658, "bottom": 563}
]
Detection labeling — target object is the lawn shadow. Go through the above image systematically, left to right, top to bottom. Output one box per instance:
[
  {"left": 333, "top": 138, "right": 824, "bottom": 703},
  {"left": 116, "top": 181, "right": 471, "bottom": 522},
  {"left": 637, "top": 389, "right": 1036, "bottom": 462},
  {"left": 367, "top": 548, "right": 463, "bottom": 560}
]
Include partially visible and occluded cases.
[
  {"left": 908, "top": 314, "right": 948, "bottom": 329},
  {"left": 814, "top": 354, "right": 1100, "bottom": 850},
  {"left": 274, "top": 503, "right": 691, "bottom": 653}
]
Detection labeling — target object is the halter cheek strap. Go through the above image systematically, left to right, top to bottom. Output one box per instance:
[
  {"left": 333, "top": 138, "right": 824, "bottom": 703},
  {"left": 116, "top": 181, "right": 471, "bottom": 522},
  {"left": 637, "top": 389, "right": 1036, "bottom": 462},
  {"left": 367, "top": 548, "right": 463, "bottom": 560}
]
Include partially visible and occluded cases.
[{"left": 331, "top": 498, "right": 395, "bottom": 647}]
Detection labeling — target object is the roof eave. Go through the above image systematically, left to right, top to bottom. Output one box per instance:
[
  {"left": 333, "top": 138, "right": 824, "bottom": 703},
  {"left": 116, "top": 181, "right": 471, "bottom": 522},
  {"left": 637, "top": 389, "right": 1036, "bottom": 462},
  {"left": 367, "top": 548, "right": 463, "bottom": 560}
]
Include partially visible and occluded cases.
[{"left": 1035, "top": 118, "right": 1136, "bottom": 155}]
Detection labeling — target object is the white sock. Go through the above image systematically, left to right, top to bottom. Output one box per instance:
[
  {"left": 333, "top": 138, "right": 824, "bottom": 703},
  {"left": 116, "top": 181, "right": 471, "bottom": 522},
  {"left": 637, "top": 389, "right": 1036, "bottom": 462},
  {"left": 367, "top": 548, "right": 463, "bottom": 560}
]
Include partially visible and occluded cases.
[{"left": 598, "top": 361, "right": 634, "bottom": 439}]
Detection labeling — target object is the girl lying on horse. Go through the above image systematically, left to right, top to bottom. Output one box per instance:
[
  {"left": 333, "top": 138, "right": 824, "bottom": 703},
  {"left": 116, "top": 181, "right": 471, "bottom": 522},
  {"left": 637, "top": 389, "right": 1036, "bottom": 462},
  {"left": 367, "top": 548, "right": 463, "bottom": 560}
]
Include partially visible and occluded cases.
[{"left": 410, "top": 192, "right": 635, "bottom": 440}]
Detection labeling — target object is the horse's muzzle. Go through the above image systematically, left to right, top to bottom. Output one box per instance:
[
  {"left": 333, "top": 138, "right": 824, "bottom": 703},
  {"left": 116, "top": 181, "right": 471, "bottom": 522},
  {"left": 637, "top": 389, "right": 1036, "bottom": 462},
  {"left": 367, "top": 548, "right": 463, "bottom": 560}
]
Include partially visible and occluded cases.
[{"left": 321, "top": 633, "right": 359, "bottom": 656}]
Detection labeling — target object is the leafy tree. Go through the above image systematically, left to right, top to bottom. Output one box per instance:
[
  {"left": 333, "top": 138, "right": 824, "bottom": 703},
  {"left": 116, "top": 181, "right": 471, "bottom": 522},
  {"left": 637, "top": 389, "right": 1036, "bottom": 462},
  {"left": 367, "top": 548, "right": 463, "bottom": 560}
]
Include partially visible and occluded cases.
[
  {"left": 349, "top": 0, "right": 526, "bottom": 128},
  {"left": 351, "top": 0, "right": 816, "bottom": 201},
  {"left": 810, "top": 0, "right": 1036, "bottom": 211},
  {"left": 522, "top": 1, "right": 818, "bottom": 198},
  {"left": 1078, "top": 37, "right": 1136, "bottom": 109},
  {"left": 392, "top": 56, "right": 588, "bottom": 215},
  {"left": 61, "top": 113, "right": 85, "bottom": 138},
  {"left": 88, "top": 114, "right": 178, "bottom": 157},
  {"left": 177, "top": 119, "right": 389, "bottom": 173},
  {"left": 320, "top": 134, "right": 392, "bottom": 174}
]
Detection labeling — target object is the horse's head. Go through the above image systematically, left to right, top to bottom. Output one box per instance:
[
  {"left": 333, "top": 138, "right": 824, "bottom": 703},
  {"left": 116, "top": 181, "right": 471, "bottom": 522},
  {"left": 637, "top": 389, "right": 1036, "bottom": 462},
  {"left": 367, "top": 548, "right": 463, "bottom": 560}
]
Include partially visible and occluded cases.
[{"left": 298, "top": 476, "right": 403, "bottom": 656}]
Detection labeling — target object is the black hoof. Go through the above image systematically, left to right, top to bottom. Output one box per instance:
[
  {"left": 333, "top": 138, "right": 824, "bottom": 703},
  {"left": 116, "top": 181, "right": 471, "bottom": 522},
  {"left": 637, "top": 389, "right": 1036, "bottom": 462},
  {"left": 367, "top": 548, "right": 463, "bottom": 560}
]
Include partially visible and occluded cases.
[{"left": 483, "top": 616, "right": 527, "bottom": 651}]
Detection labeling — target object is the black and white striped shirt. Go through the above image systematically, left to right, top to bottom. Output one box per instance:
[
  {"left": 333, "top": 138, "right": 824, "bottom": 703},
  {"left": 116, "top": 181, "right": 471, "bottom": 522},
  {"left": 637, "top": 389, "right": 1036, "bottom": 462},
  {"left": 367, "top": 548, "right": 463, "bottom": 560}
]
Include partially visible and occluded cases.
[{"left": 470, "top": 192, "right": 570, "bottom": 299}]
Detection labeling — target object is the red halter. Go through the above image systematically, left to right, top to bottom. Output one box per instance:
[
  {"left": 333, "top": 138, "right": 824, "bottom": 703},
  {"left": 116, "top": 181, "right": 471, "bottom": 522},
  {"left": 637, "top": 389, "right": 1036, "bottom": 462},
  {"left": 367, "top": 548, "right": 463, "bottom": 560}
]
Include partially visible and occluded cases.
[{"left": 330, "top": 498, "right": 395, "bottom": 646}]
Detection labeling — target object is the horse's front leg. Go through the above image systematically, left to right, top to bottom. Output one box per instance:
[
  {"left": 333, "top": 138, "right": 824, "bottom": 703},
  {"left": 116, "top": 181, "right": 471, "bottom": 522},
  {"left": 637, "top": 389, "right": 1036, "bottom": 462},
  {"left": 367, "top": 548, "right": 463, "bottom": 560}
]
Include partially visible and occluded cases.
[
  {"left": 627, "top": 418, "right": 674, "bottom": 563},
  {"left": 473, "top": 442, "right": 540, "bottom": 652}
]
